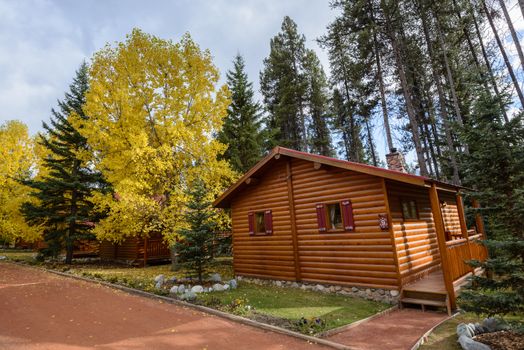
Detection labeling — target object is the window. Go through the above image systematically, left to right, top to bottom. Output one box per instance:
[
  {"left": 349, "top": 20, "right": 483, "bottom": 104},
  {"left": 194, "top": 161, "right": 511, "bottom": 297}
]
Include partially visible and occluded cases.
[
  {"left": 401, "top": 199, "right": 418, "bottom": 220},
  {"left": 316, "top": 200, "right": 355, "bottom": 232},
  {"left": 326, "top": 203, "right": 343, "bottom": 230},
  {"left": 248, "top": 210, "right": 273, "bottom": 235},
  {"left": 255, "top": 212, "right": 266, "bottom": 233}
]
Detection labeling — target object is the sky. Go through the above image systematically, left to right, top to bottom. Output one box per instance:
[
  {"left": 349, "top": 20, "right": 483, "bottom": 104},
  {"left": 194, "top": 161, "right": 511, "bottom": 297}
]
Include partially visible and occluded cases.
[
  {"left": 0, "top": 0, "right": 523, "bottom": 165},
  {"left": 0, "top": 0, "right": 333, "bottom": 134}
]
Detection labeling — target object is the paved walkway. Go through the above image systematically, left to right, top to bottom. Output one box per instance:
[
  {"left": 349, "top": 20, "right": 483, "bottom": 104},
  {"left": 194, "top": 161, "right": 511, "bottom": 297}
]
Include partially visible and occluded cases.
[
  {"left": 0, "top": 263, "right": 327, "bottom": 350},
  {"left": 326, "top": 308, "right": 449, "bottom": 350}
]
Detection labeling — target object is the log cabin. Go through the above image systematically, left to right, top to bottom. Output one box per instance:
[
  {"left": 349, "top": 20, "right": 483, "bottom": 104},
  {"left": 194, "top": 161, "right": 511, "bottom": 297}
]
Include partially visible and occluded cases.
[
  {"left": 213, "top": 146, "right": 487, "bottom": 314},
  {"left": 99, "top": 232, "right": 171, "bottom": 265}
]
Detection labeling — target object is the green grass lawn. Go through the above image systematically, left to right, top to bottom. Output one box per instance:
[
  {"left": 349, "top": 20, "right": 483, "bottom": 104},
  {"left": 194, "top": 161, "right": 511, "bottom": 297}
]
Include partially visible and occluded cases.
[
  {"left": 0, "top": 249, "right": 37, "bottom": 263},
  {"left": 198, "top": 282, "right": 389, "bottom": 334},
  {"left": 418, "top": 313, "right": 479, "bottom": 350}
]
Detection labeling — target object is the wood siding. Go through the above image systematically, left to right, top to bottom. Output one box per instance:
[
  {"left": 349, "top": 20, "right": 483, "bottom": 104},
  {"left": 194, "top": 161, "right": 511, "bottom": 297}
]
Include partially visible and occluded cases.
[
  {"left": 229, "top": 157, "right": 399, "bottom": 288},
  {"left": 230, "top": 160, "right": 296, "bottom": 280},
  {"left": 386, "top": 181, "right": 441, "bottom": 285},
  {"left": 439, "top": 191, "right": 462, "bottom": 239}
]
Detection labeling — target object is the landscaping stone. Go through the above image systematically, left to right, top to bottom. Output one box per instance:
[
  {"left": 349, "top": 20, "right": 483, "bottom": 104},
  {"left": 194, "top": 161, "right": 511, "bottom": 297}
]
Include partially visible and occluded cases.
[
  {"left": 0, "top": 255, "right": 6, "bottom": 260},
  {"left": 209, "top": 273, "right": 221, "bottom": 282},
  {"left": 154, "top": 274, "right": 165, "bottom": 284},
  {"left": 168, "top": 276, "right": 177, "bottom": 283},
  {"left": 228, "top": 279, "right": 238, "bottom": 289},
  {"left": 155, "top": 281, "right": 163, "bottom": 289},
  {"left": 275, "top": 281, "right": 282, "bottom": 287},
  {"left": 291, "top": 282, "right": 299, "bottom": 288},
  {"left": 212, "top": 283, "right": 225, "bottom": 292},
  {"left": 223, "top": 284, "right": 230, "bottom": 290},
  {"left": 315, "top": 284, "right": 325, "bottom": 292},
  {"left": 169, "top": 285, "right": 179, "bottom": 294},
  {"left": 177, "top": 285, "right": 185, "bottom": 294},
  {"left": 191, "top": 285, "right": 204, "bottom": 293},
  {"left": 352, "top": 287, "right": 359, "bottom": 293},
  {"left": 378, "top": 289, "right": 385, "bottom": 295},
  {"left": 390, "top": 290, "right": 399, "bottom": 297},
  {"left": 181, "top": 291, "right": 196, "bottom": 301},
  {"left": 482, "top": 318, "right": 501, "bottom": 333},
  {"left": 457, "top": 323, "right": 477, "bottom": 338},
  {"left": 458, "top": 335, "right": 491, "bottom": 350}
]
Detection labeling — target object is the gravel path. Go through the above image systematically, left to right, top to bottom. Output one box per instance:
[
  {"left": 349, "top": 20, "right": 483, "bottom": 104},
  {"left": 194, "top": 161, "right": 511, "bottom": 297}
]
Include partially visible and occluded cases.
[{"left": 0, "top": 263, "right": 327, "bottom": 350}]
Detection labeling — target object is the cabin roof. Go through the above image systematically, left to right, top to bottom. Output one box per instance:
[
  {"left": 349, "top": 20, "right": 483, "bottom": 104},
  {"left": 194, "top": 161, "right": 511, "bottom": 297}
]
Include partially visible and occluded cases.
[{"left": 213, "top": 146, "right": 462, "bottom": 208}]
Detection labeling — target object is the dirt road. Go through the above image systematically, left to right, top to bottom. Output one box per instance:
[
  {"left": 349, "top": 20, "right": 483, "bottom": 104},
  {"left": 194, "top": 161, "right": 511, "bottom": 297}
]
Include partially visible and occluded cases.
[{"left": 0, "top": 263, "right": 326, "bottom": 350}]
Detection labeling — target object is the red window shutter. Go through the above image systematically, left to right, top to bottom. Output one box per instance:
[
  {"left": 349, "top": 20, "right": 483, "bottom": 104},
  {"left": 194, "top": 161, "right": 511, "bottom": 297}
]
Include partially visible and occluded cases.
[
  {"left": 341, "top": 200, "right": 355, "bottom": 231},
  {"left": 316, "top": 203, "right": 327, "bottom": 232},
  {"left": 264, "top": 210, "right": 273, "bottom": 235},
  {"left": 248, "top": 212, "right": 255, "bottom": 235}
]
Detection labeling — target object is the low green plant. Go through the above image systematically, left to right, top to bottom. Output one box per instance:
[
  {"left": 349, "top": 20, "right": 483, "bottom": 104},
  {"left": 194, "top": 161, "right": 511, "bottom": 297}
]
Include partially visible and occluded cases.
[{"left": 294, "top": 317, "right": 326, "bottom": 335}]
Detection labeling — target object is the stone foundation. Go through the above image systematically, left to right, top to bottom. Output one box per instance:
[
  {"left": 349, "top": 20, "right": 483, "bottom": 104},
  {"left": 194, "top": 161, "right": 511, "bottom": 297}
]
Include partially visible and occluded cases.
[{"left": 236, "top": 276, "right": 400, "bottom": 305}]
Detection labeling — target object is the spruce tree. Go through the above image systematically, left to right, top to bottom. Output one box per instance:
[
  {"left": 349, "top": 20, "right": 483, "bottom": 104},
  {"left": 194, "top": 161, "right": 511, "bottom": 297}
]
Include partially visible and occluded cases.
[
  {"left": 260, "top": 16, "right": 309, "bottom": 151},
  {"left": 218, "top": 54, "right": 264, "bottom": 173},
  {"left": 22, "top": 63, "right": 106, "bottom": 264},
  {"left": 457, "top": 92, "right": 524, "bottom": 321},
  {"left": 174, "top": 181, "right": 216, "bottom": 284}
]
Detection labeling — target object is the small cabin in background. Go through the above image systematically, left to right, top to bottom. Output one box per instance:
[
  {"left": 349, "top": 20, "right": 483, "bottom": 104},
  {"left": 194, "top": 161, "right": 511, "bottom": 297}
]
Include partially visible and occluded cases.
[
  {"left": 214, "top": 146, "right": 487, "bottom": 314},
  {"left": 99, "top": 232, "right": 170, "bottom": 265}
]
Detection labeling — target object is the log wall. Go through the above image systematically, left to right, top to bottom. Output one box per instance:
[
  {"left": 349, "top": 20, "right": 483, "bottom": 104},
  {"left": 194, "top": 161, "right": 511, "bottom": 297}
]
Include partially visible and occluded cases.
[
  {"left": 386, "top": 181, "right": 441, "bottom": 285},
  {"left": 438, "top": 191, "right": 462, "bottom": 240}
]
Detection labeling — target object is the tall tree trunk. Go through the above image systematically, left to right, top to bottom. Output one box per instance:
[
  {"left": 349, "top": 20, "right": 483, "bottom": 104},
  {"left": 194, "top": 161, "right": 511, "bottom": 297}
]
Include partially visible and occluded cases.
[
  {"left": 380, "top": 0, "right": 428, "bottom": 176},
  {"left": 470, "top": 0, "right": 509, "bottom": 122},
  {"left": 482, "top": 0, "right": 524, "bottom": 108},
  {"left": 498, "top": 0, "right": 524, "bottom": 74},
  {"left": 370, "top": 1, "right": 394, "bottom": 152},
  {"left": 418, "top": 1, "right": 461, "bottom": 184},
  {"left": 432, "top": 9, "right": 465, "bottom": 128},
  {"left": 364, "top": 116, "right": 378, "bottom": 166}
]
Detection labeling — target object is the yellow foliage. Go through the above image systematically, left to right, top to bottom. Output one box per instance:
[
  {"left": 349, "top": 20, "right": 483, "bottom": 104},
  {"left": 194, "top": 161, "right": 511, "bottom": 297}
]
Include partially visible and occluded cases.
[
  {"left": 77, "top": 29, "right": 236, "bottom": 244},
  {"left": 0, "top": 120, "right": 42, "bottom": 244}
]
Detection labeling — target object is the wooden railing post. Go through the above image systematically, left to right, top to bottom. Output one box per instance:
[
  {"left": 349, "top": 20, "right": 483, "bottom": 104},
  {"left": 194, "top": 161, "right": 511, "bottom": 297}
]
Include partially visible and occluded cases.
[
  {"left": 429, "top": 184, "right": 457, "bottom": 309},
  {"left": 456, "top": 192, "right": 473, "bottom": 272}
]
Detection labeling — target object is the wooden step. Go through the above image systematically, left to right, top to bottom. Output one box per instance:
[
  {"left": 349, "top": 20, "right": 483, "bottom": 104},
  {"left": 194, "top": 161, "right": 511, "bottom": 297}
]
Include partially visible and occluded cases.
[{"left": 400, "top": 294, "right": 451, "bottom": 316}]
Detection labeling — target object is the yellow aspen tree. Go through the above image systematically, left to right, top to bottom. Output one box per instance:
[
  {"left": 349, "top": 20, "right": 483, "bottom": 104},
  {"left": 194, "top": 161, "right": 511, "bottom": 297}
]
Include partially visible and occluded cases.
[
  {"left": 76, "top": 29, "right": 235, "bottom": 244},
  {"left": 0, "top": 120, "right": 42, "bottom": 244}
]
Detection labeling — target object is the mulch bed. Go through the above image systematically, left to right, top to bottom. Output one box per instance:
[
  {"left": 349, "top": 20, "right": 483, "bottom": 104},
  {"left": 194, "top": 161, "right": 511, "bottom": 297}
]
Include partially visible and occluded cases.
[{"left": 474, "top": 330, "right": 524, "bottom": 350}]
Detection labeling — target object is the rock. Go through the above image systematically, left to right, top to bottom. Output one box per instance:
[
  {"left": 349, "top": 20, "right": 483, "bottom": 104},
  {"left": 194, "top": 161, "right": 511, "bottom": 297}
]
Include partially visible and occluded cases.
[
  {"left": 0, "top": 256, "right": 6, "bottom": 260},
  {"left": 209, "top": 273, "right": 222, "bottom": 282},
  {"left": 154, "top": 274, "right": 165, "bottom": 284},
  {"left": 168, "top": 276, "right": 177, "bottom": 283},
  {"left": 237, "top": 276, "right": 243, "bottom": 281},
  {"left": 228, "top": 279, "right": 238, "bottom": 289},
  {"left": 155, "top": 281, "right": 163, "bottom": 289},
  {"left": 275, "top": 281, "right": 282, "bottom": 287},
  {"left": 291, "top": 282, "right": 299, "bottom": 288},
  {"left": 213, "top": 283, "right": 225, "bottom": 292},
  {"left": 223, "top": 284, "right": 230, "bottom": 290},
  {"left": 315, "top": 284, "right": 325, "bottom": 292},
  {"left": 169, "top": 285, "right": 179, "bottom": 294},
  {"left": 177, "top": 285, "right": 185, "bottom": 294},
  {"left": 191, "top": 285, "right": 204, "bottom": 293},
  {"left": 300, "top": 285, "right": 307, "bottom": 290},
  {"left": 335, "top": 286, "right": 342, "bottom": 291},
  {"left": 208, "top": 287, "right": 213, "bottom": 292},
  {"left": 352, "top": 287, "right": 359, "bottom": 293},
  {"left": 365, "top": 288, "right": 372, "bottom": 295},
  {"left": 378, "top": 289, "right": 385, "bottom": 295},
  {"left": 390, "top": 290, "right": 399, "bottom": 297},
  {"left": 181, "top": 291, "right": 196, "bottom": 302},
  {"left": 481, "top": 317, "right": 500, "bottom": 333},
  {"left": 457, "top": 323, "right": 476, "bottom": 338},
  {"left": 458, "top": 335, "right": 491, "bottom": 350}
]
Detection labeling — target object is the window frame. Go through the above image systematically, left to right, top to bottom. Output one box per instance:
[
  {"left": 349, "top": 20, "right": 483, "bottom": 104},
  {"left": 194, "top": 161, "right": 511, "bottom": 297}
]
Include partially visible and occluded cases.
[
  {"left": 400, "top": 198, "right": 419, "bottom": 221},
  {"left": 248, "top": 210, "right": 273, "bottom": 236},
  {"left": 254, "top": 211, "right": 266, "bottom": 234}
]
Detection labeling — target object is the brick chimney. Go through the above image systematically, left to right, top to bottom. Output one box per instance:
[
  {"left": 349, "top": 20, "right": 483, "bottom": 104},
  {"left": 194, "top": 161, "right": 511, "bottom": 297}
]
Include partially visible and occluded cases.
[{"left": 386, "top": 148, "right": 408, "bottom": 173}]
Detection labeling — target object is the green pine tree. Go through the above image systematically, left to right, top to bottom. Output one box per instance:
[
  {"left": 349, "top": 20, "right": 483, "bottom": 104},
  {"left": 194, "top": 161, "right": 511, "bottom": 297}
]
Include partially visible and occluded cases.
[
  {"left": 260, "top": 16, "right": 309, "bottom": 151},
  {"left": 218, "top": 54, "right": 264, "bottom": 173},
  {"left": 22, "top": 63, "right": 107, "bottom": 264},
  {"left": 457, "top": 92, "right": 524, "bottom": 322},
  {"left": 174, "top": 181, "right": 216, "bottom": 284}
]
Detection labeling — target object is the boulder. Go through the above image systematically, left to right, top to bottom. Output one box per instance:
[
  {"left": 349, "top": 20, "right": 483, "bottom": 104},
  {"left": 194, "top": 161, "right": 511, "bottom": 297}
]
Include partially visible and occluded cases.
[
  {"left": 0, "top": 256, "right": 6, "bottom": 260},
  {"left": 209, "top": 273, "right": 221, "bottom": 282},
  {"left": 154, "top": 274, "right": 165, "bottom": 284},
  {"left": 228, "top": 279, "right": 238, "bottom": 289},
  {"left": 155, "top": 281, "right": 163, "bottom": 289},
  {"left": 213, "top": 283, "right": 225, "bottom": 292},
  {"left": 223, "top": 284, "right": 230, "bottom": 290},
  {"left": 169, "top": 285, "right": 179, "bottom": 294},
  {"left": 177, "top": 285, "right": 186, "bottom": 294},
  {"left": 191, "top": 285, "right": 204, "bottom": 293},
  {"left": 390, "top": 290, "right": 399, "bottom": 297},
  {"left": 181, "top": 291, "right": 196, "bottom": 301},
  {"left": 481, "top": 317, "right": 503, "bottom": 333},
  {"left": 457, "top": 323, "right": 476, "bottom": 338},
  {"left": 457, "top": 335, "right": 491, "bottom": 350}
]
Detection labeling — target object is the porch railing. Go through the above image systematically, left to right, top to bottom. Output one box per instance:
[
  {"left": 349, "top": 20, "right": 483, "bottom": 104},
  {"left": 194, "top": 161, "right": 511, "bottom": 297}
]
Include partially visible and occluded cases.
[{"left": 445, "top": 233, "right": 487, "bottom": 282}]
